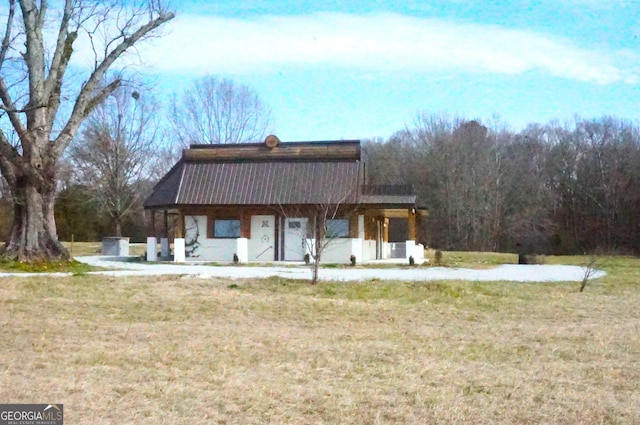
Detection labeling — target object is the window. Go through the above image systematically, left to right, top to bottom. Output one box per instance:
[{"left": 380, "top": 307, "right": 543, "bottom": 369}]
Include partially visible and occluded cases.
[
  {"left": 212, "top": 218, "right": 240, "bottom": 238},
  {"left": 326, "top": 218, "right": 349, "bottom": 238}
]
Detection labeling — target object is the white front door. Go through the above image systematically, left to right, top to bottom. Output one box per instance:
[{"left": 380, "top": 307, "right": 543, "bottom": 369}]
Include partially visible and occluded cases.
[
  {"left": 249, "top": 215, "right": 275, "bottom": 261},
  {"left": 283, "top": 217, "right": 308, "bottom": 261}
]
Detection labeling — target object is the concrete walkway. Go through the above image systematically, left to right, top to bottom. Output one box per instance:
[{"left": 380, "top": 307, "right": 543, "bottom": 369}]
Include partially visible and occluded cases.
[{"left": 41, "top": 256, "right": 606, "bottom": 282}]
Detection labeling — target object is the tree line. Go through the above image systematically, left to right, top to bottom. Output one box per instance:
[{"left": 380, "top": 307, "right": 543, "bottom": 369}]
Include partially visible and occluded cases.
[
  {"left": 4, "top": 94, "right": 638, "bottom": 256},
  {"left": 363, "top": 114, "right": 640, "bottom": 255}
]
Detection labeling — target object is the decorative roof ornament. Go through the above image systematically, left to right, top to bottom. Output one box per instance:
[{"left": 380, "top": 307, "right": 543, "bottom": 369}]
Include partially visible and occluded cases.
[{"left": 264, "top": 134, "right": 280, "bottom": 149}]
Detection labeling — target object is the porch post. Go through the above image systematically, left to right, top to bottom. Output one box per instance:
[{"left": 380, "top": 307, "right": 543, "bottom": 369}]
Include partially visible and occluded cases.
[
  {"left": 407, "top": 208, "right": 417, "bottom": 263},
  {"left": 408, "top": 208, "right": 417, "bottom": 240},
  {"left": 148, "top": 210, "right": 156, "bottom": 238},
  {"left": 163, "top": 210, "right": 169, "bottom": 238},
  {"left": 174, "top": 210, "right": 185, "bottom": 262},
  {"left": 176, "top": 210, "right": 184, "bottom": 238},
  {"left": 240, "top": 210, "right": 250, "bottom": 239},
  {"left": 349, "top": 214, "right": 359, "bottom": 238},
  {"left": 358, "top": 215, "right": 365, "bottom": 239},
  {"left": 382, "top": 218, "right": 390, "bottom": 259},
  {"left": 383, "top": 218, "right": 389, "bottom": 243}
]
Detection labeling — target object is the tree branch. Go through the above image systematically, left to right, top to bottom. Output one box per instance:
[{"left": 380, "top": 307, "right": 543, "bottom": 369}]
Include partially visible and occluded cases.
[
  {"left": 0, "top": 0, "right": 16, "bottom": 70},
  {"left": 0, "top": 0, "right": 26, "bottom": 140},
  {"left": 19, "top": 0, "right": 46, "bottom": 108},
  {"left": 37, "top": 0, "right": 47, "bottom": 30},
  {"left": 43, "top": 0, "right": 75, "bottom": 127},
  {"left": 52, "top": 10, "right": 174, "bottom": 158},
  {"left": 0, "top": 78, "right": 28, "bottom": 143},
  {"left": 0, "top": 130, "right": 24, "bottom": 180}
]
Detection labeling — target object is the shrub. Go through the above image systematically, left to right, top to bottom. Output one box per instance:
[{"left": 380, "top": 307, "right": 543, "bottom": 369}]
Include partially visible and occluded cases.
[{"left": 434, "top": 249, "right": 443, "bottom": 265}]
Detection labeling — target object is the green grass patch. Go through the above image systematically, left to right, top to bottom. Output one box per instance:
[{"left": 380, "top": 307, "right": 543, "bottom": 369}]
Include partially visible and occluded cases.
[
  {"left": 424, "top": 249, "right": 519, "bottom": 268},
  {"left": 0, "top": 258, "right": 97, "bottom": 274}
]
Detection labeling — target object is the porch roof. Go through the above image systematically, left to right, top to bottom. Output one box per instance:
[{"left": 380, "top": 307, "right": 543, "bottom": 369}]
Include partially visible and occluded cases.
[{"left": 359, "top": 194, "right": 417, "bottom": 206}]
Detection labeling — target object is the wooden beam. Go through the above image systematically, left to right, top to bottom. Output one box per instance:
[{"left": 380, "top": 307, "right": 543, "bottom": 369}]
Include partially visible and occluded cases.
[
  {"left": 183, "top": 141, "right": 360, "bottom": 162},
  {"left": 408, "top": 209, "right": 417, "bottom": 240},
  {"left": 148, "top": 210, "right": 156, "bottom": 237},
  {"left": 163, "top": 210, "right": 169, "bottom": 238},
  {"left": 176, "top": 210, "right": 184, "bottom": 238},
  {"left": 240, "top": 210, "right": 251, "bottom": 239},
  {"left": 349, "top": 214, "right": 359, "bottom": 238},
  {"left": 364, "top": 215, "right": 376, "bottom": 240},
  {"left": 383, "top": 218, "right": 389, "bottom": 243}
]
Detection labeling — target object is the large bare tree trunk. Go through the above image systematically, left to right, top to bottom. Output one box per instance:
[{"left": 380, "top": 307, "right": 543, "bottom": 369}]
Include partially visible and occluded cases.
[
  {"left": 2, "top": 166, "right": 68, "bottom": 261},
  {"left": 4, "top": 190, "right": 68, "bottom": 261}
]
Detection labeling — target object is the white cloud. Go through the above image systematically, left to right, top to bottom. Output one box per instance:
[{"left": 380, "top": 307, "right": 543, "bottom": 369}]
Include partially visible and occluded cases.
[{"left": 93, "top": 12, "right": 638, "bottom": 85}]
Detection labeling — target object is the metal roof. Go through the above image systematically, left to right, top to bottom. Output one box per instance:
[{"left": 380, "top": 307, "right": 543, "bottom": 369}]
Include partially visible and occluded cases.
[
  {"left": 144, "top": 140, "right": 421, "bottom": 209},
  {"left": 176, "top": 160, "right": 360, "bottom": 205},
  {"left": 144, "top": 161, "right": 184, "bottom": 208}
]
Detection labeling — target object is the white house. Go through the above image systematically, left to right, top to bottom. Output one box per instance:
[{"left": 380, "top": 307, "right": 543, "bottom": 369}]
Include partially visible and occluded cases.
[{"left": 144, "top": 136, "right": 427, "bottom": 263}]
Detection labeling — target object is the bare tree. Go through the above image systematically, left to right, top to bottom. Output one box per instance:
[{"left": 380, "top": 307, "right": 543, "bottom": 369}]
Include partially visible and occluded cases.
[
  {"left": 0, "top": 0, "right": 174, "bottom": 261},
  {"left": 169, "top": 75, "right": 271, "bottom": 146},
  {"left": 69, "top": 86, "right": 159, "bottom": 236},
  {"left": 280, "top": 191, "right": 356, "bottom": 284},
  {"left": 309, "top": 202, "right": 350, "bottom": 284},
  {"left": 580, "top": 254, "right": 604, "bottom": 292}
]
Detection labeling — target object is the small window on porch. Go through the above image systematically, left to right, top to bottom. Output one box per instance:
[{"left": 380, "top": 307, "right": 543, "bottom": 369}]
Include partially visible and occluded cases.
[
  {"left": 210, "top": 218, "right": 240, "bottom": 238},
  {"left": 326, "top": 218, "right": 349, "bottom": 238},
  {"left": 288, "top": 221, "right": 302, "bottom": 229}
]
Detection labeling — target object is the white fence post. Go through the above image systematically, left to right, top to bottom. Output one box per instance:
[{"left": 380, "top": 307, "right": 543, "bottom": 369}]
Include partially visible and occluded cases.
[
  {"left": 146, "top": 237, "right": 157, "bottom": 262},
  {"left": 160, "top": 238, "right": 170, "bottom": 258},
  {"left": 174, "top": 238, "right": 186, "bottom": 262},
  {"left": 236, "top": 238, "right": 249, "bottom": 263},
  {"left": 351, "top": 238, "right": 363, "bottom": 263},
  {"left": 405, "top": 240, "right": 415, "bottom": 262}
]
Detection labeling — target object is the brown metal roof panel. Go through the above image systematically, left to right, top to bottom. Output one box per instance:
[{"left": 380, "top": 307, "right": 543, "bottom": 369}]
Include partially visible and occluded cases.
[
  {"left": 144, "top": 161, "right": 184, "bottom": 208},
  {"left": 176, "top": 161, "right": 360, "bottom": 205},
  {"left": 178, "top": 164, "right": 198, "bottom": 204}
]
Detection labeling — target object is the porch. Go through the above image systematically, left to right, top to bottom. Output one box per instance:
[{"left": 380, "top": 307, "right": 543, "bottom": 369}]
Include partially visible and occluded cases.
[{"left": 144, "top": 205, "right": 426, "bottom": 264}]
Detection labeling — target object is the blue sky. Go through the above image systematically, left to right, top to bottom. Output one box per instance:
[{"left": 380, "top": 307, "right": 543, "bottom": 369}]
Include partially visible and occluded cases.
[{"left": 122, "top": 0, "right": 640, "bottom": 141}]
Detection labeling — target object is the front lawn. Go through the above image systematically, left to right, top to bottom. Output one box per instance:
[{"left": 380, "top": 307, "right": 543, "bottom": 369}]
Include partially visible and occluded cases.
[{"left": 0, "top": 255, "right": 638, "bottom": 423}]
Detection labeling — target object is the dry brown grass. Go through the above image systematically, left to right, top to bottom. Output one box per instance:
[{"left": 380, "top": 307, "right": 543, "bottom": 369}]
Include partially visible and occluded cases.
[{"left": 1, "top": 260, "right": 639, "bottom": 424}]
